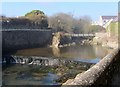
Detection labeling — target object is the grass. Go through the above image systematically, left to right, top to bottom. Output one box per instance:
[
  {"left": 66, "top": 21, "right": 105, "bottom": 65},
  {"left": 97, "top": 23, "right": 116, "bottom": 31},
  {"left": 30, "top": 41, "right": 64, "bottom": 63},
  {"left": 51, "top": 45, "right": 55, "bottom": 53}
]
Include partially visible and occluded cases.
[{"left": 107, "top": 22, "right": 118, "bottom": 35}]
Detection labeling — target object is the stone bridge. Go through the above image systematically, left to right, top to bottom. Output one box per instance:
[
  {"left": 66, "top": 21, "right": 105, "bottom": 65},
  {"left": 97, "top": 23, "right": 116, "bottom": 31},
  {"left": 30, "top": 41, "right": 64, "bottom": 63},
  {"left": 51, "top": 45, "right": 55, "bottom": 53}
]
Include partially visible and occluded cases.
[
  {"left": 52, "top": 32, "right": 95, "bottom": 47},
  {"left": 53, "top": 33, "right": 95, "bottom": 39},
  {"left": 61, "top": 33, "right": 95, "bottom": 43},
  {"left": 64, "top": 33, "right": 95, "bottom": 37}
]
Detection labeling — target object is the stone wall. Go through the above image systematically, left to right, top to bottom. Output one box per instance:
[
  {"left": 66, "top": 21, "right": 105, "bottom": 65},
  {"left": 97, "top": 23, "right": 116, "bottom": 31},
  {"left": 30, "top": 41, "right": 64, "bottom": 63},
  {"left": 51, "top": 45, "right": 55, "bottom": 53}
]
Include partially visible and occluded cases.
[
  {"left": 2, "top": 29, "right": 52, "bottom": 52},
  {"left": 93, "top": 32, "right": 118, "bottom": 49},
  {"left": 62, "top": 48, "right": 120, "bottom": 86}
]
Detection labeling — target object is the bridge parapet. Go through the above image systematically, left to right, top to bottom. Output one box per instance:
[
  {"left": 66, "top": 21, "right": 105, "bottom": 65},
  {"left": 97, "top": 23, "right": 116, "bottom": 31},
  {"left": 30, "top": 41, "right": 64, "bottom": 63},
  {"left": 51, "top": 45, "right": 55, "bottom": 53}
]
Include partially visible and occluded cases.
[{"left": 62, "top": 48, "right": 120, "bottom": 86}]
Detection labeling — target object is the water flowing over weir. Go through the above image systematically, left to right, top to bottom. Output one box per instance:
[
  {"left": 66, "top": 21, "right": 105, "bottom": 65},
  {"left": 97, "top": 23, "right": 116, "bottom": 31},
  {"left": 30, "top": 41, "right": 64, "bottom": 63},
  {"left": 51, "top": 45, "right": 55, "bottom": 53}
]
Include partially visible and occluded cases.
[{"left": 3, "top": 55, "right": 94, "bottom": 67}]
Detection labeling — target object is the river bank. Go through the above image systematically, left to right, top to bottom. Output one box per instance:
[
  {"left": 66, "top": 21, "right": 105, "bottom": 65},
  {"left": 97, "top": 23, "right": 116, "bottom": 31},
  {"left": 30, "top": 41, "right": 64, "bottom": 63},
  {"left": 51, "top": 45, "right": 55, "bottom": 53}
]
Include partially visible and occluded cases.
[{"left": 92, "top": 32, "right": 118, "bottom": 49}]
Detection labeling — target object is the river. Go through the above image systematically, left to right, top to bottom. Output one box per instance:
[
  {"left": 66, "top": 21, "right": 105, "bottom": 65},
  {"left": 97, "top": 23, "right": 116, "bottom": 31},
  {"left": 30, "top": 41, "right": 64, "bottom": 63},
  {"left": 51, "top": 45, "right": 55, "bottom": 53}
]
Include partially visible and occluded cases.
[{"left": 2, "top": 44, "right": 112, "bottom": 85}]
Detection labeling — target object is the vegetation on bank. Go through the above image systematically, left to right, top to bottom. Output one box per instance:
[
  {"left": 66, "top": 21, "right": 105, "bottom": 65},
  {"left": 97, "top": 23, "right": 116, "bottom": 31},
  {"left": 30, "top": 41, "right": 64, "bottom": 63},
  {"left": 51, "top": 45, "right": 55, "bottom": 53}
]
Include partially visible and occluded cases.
[
  {"left": 93, "top": 21, "right": 119, "bottom": 49},
  {"left": 106, "top": 22, "right": 119, "bottom": 36},
  {"left": 89, "top": 25, "right": 105, "bottom": 33}
]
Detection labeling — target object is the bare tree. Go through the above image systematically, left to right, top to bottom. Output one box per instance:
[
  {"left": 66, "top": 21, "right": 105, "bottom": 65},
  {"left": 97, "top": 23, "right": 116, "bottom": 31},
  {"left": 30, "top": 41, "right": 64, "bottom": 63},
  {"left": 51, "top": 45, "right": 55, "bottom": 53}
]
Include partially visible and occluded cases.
[
  {"left": 48, "top": 13, "right": 74, "bottom": 33},
  {"left": 48, "top": 13, "right": 92, "bottom": 34},
  {"left": 71, "top": 16, "right": 91, "bottom": 34},
  {"left": 79, "top": 16, "right": 92, "bottom": 33}
]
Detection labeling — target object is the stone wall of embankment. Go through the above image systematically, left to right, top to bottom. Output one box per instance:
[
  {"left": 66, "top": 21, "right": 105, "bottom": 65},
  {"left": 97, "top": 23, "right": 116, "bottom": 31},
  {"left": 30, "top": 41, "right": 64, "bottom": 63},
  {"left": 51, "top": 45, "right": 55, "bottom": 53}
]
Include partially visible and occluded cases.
[
  {"left": 2, "top": 29, "right": 52, "bottom": 52},
  {"left": 92, "top": 32, "right": 118, "bottom": 49},
  {"left": 62, "top": 48, "right": 120, "bottom": 86}
]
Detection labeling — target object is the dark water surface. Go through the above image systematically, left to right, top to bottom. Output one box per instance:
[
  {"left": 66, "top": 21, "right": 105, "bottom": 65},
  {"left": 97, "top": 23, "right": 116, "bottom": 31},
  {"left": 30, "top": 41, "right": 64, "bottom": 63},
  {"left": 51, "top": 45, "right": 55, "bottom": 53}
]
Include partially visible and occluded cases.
[{"left": 3, "top": 45, "right": 112, "bottom": 85}]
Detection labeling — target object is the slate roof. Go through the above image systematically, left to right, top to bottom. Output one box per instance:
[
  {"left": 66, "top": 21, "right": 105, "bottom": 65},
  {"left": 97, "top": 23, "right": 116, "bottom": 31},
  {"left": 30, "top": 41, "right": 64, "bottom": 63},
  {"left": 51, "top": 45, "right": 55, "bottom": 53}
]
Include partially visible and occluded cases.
[
  {"left": 101, "top": 16, "right": 117, "bottom": 20},
  {"left": 112, "top": 16, "right": 118, "bottom": 22}
]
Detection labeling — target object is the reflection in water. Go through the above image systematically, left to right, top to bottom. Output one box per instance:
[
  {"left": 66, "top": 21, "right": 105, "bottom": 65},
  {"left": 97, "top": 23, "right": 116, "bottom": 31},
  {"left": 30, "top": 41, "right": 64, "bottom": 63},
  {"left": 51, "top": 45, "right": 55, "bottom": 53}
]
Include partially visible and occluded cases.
[
  {"left": 15, "top": 45, "right": 112, "bottom": 59},
  {"left": 59, "top": 45, "right": 112, "bottom": 59},
  {"left": 60, "top": 45, "right": 96, "bottom": 58},
  {"left": 93, "top": 45, "right": 109, "bottom": 58},
  {"left": 52, "top": 47, "right": 60, "bottom": 57}
]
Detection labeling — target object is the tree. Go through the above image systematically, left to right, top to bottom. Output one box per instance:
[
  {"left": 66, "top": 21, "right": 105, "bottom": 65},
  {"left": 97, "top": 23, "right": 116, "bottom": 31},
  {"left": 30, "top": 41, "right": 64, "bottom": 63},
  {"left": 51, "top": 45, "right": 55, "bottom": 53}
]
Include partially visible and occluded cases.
[
  {"left": 25, "top": 10, "right": 48, "bottom": 28},
  {"left": 25, "top": 10, "right": 45, "bottom": 17},
  {"left": 48, "top": 13, "right": 74, "bottom": 33},
  {"left": 48, "top": 13, "right": 92, "bottom": 33},
  {"left": 72, "top": 16, "right": 92, "bottom": 34},
  {"left": 79, "top": 16, "right": 91, "bottom": 33},
  {"left": 72, "top": 19, "right": 83, "bottom": 33},
  {"left": 89, "top": 25, "right": 105, "bottom": 33}
]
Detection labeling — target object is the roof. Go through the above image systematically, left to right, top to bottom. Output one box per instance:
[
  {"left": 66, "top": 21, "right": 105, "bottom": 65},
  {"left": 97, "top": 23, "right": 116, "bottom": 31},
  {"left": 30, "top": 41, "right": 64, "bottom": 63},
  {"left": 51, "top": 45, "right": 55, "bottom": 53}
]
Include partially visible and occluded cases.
[
  {"left": 101, "top": 16, "right": 117, "bottom": 20},
  {"left": 112, "top": 17, "right": 118, "bottom": 22}
]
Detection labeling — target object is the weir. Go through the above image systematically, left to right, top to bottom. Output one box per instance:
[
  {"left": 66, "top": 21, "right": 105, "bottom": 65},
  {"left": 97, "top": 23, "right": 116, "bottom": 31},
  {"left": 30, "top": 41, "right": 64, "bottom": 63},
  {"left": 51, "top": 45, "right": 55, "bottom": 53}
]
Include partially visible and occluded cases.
[
  {"left": 62, "top": 48, "right": 120, "bottom": 86},
  {"left": 2, "top": 55, "right": 93, "bottom": 68}
]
